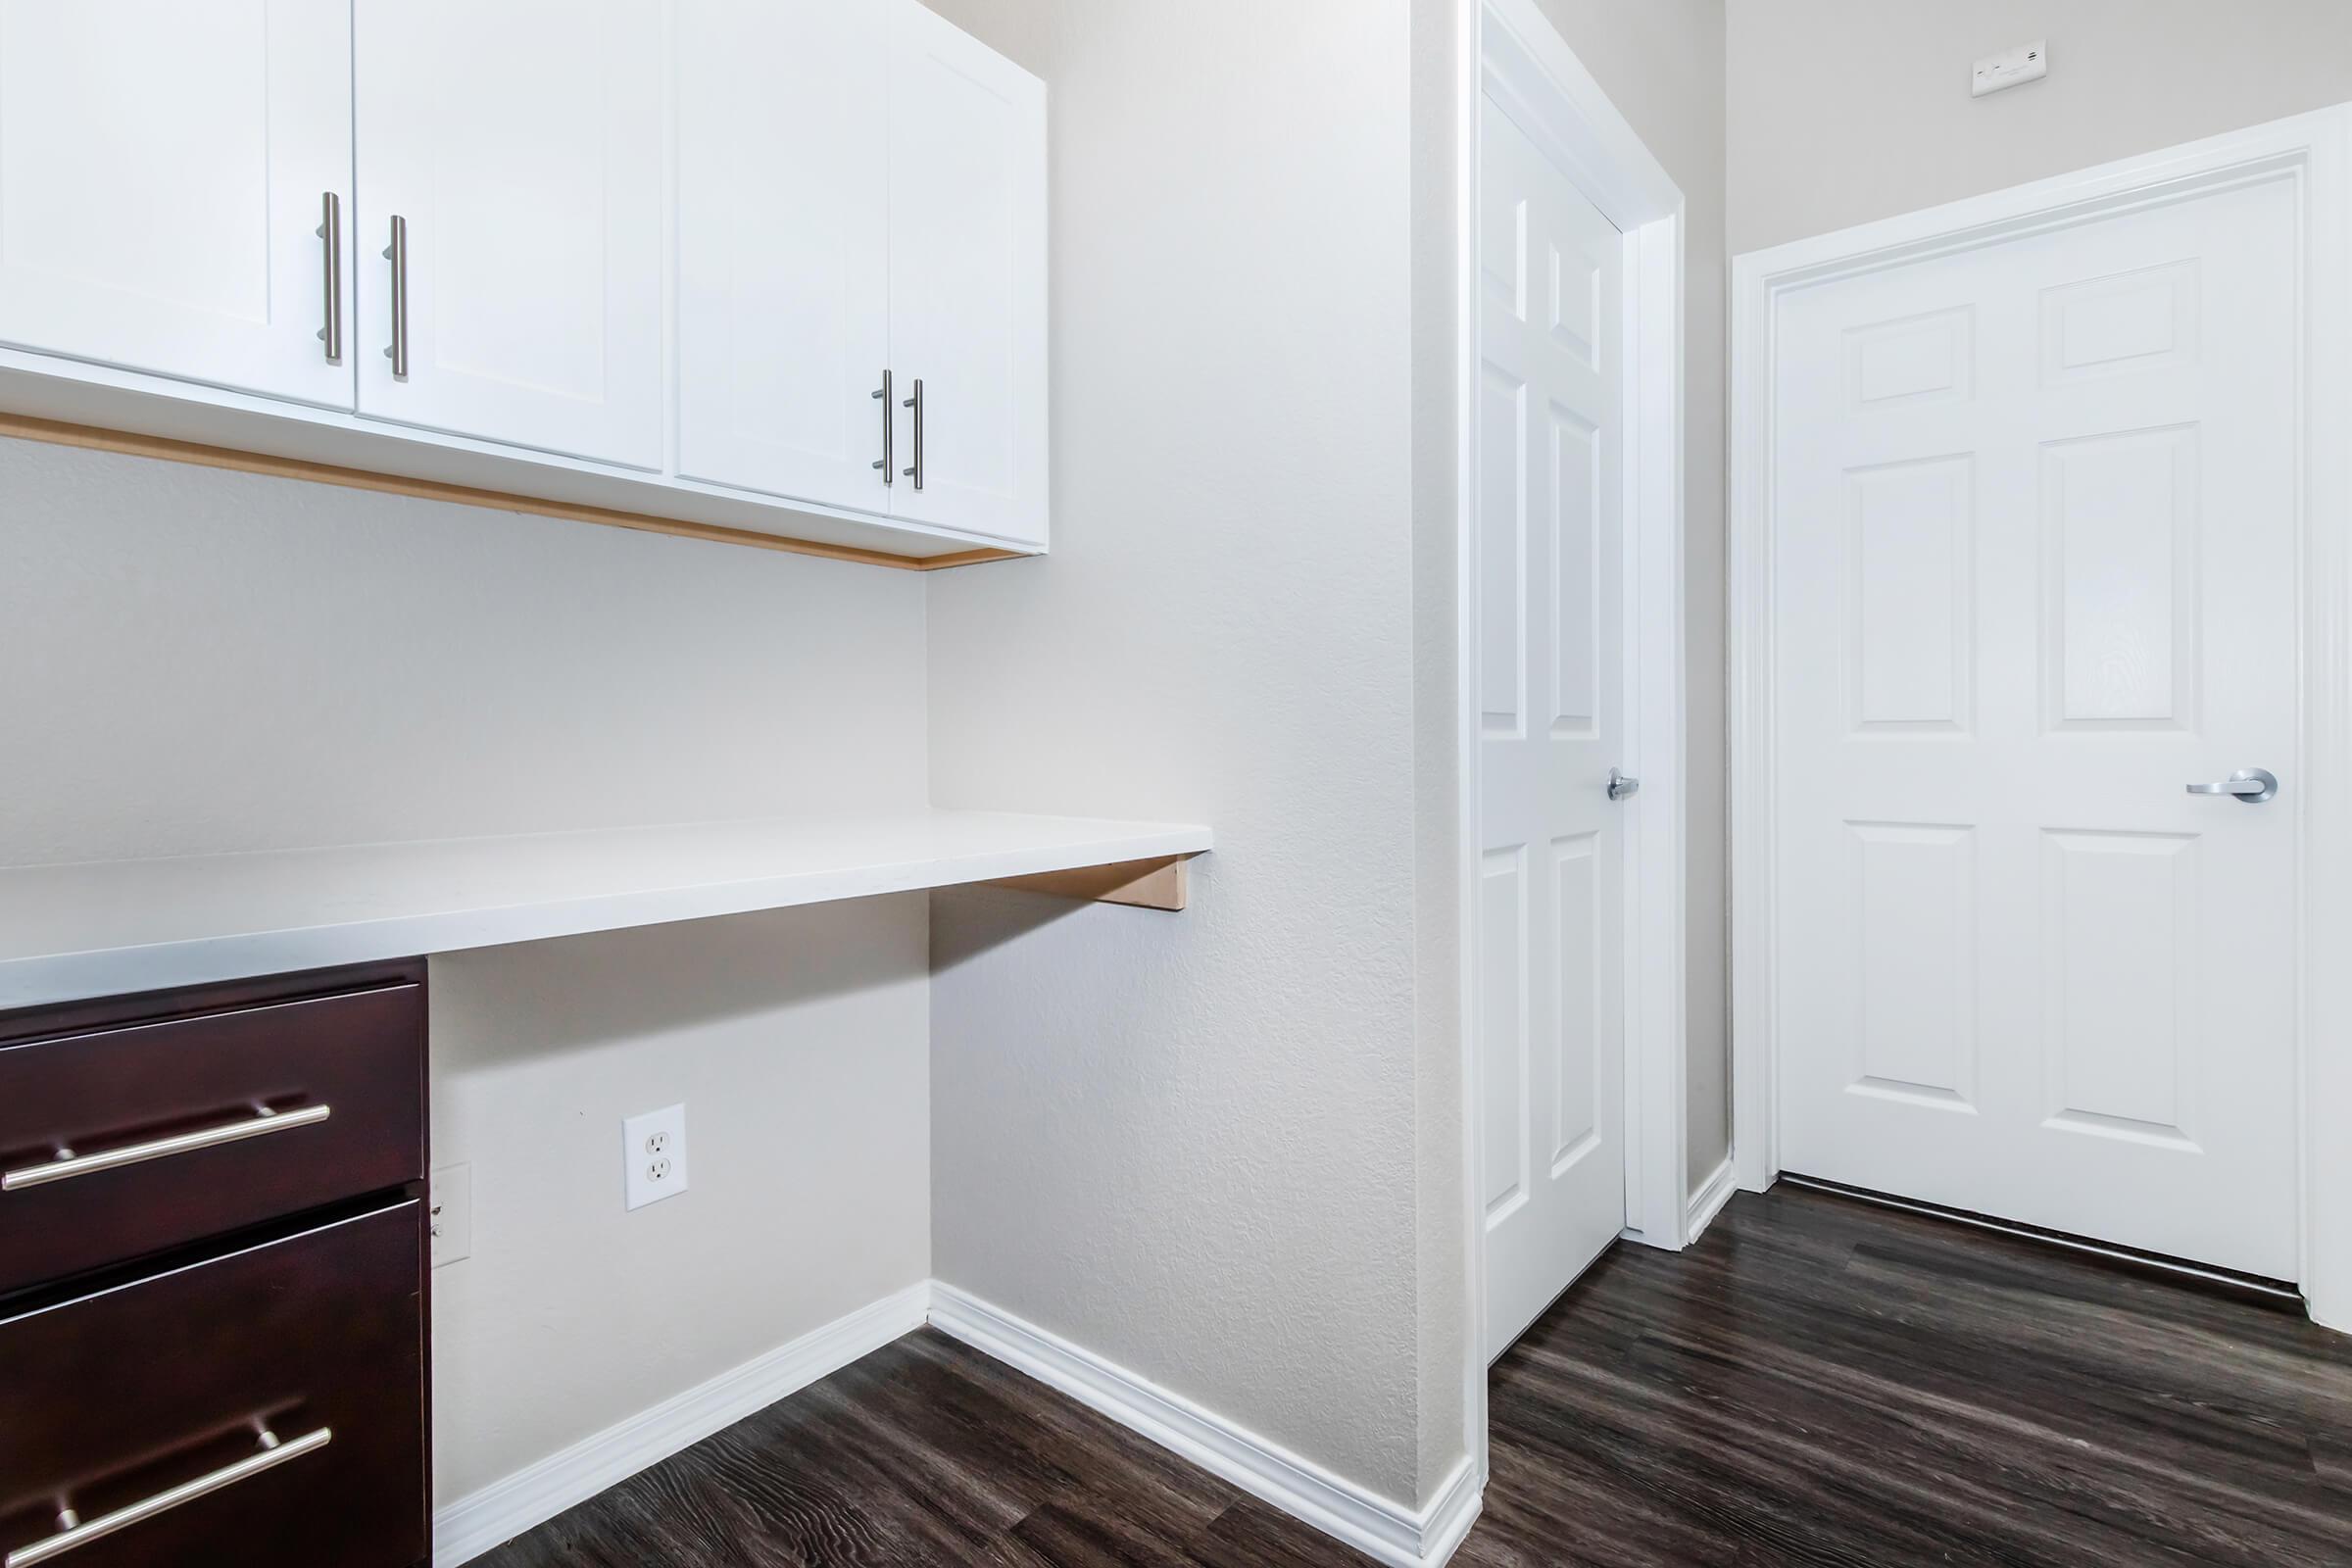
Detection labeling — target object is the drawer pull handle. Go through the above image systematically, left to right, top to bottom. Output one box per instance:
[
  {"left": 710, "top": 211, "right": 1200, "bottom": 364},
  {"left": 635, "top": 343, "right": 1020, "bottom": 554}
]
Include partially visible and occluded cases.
[
  {"left": 1, "top": 1102, "right": 331, "bottom": 1192},
  {"left": 5, "top": 1425, "right": 331, "bottom": 1567}
]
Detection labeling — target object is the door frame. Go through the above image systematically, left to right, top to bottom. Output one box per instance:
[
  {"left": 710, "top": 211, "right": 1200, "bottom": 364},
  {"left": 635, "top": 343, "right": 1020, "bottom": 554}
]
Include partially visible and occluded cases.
[
  {"left": 1456, "top": 0, "right": 1690, "bottom": 1434},
  {"left": 1729, "top": 105, "right": 2352, "bottom": 1330}
]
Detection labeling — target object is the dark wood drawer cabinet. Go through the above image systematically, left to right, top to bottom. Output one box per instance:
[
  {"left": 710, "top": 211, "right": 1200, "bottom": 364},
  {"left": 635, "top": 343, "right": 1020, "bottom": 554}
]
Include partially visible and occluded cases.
[
  {"left": 0, "top": 962, "right": 431, "bottom": 1568},
  {"left": 0, "top": 968, "right": 425, "bottom": 1297},
  {"left": 0, "top": 1200, "right": 427, "bottom": 1568}
]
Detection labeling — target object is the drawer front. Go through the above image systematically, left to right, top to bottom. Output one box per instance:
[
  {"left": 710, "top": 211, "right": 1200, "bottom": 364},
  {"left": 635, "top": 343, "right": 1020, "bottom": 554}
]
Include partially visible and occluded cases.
[
  {"left": 0, "top": 982, "right": 424, "bottom": 1296},
  {"left": 0, "top": 1200, "right": 426, "bottom": 1568}
]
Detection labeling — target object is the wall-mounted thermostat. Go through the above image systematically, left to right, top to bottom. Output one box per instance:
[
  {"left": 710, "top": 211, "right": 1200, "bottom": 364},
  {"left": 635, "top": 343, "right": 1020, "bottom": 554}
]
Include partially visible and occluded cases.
[{"left": 1972, "top": 40, "right": 2048, "bottom": 98}]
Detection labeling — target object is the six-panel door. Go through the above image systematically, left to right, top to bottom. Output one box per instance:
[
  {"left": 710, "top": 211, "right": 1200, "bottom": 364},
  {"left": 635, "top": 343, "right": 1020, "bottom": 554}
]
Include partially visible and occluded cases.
[
  {"left": 0, "top": 0, "right": 355, "bottom": 409},
  {"left": 353, "top": 0, "right": 664, "bottom": 470},
  {"left": 675, "top": 0, "right": 894, "bottom": 511},
  {"left": 884, "top": 0, "right": 1049, "bottom": 546},
  {"left": 1477, "top": 90, "right": 1630, "bottom": 1358},
  {"left": 1770, "top": 173, "right": 2301, "bottom": 1280}
]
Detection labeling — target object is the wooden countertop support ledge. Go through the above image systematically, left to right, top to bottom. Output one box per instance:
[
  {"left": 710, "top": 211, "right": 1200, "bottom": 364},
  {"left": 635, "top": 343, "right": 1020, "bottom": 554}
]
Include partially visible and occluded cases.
[{"left": 982, "top": 855, "right": 1196, "bottom": 911}]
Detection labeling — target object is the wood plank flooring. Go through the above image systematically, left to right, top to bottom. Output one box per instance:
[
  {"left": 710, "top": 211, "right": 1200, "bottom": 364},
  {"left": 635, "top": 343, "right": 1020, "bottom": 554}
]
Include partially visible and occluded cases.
[{"left": 475, "top": 1185, "right": 2352, "bottom": 1566}]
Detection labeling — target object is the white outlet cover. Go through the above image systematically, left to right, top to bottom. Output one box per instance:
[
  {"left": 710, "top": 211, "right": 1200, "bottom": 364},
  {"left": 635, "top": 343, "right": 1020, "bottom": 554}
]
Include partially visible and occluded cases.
[
  {"left": 1972, "top": 39, "right": 2047, "bottom": 98},
  {"left": 623, "top": 1103, "right": 690, "bottom": 1211},
  {"left": 429, "top": 1162, "right": 473, "bottom": 1268}
]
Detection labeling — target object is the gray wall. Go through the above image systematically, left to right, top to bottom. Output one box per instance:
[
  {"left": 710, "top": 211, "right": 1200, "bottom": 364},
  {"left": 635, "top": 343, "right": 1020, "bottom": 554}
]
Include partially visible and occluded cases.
[
  {"left": 919, "top": 0, "right": 1450, "bottom": 1511},
  {"left": 1531, "top": 0, "right": 1732, "bottom": 1191},
  {"left": 1729, "top": 0, "right": 2352, "bottom": 255},
  {"left": 0, "top": 440, "right": 936, "bottom": 1504}
]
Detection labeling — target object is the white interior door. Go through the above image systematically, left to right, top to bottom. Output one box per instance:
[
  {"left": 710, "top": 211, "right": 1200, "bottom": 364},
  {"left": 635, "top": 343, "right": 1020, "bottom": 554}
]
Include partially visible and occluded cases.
[
  {"left": 0, "top": 0, "right": 354, "bottom": 408},
  {"left": 354, "top": 0, "right": 663, "bottom": 470},
  {"left": 675, "top": 0, "right": 892, "bottom": 511},
  {"left": 884, "top": 0, "right": 1047, "bottom": 546},
  {"left": 1477, "top": 91, "right": 1629, "bottom": 1357},
  {"left": 1771, "top": 173, "right": 2300, "bottom": 1280}
]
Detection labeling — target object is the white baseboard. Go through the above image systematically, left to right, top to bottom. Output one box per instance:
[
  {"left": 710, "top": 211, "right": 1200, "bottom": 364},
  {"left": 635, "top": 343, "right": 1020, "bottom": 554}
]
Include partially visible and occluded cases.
[
  {"left": 1686, "top": 1155, "right": 1739, "bottom": 1244},
  {"left": 435, "top": 1278, "right": 1484, "bottom": 1568},
  {"left": 431, "top": 1282, "right": 930, "bottom": 1567},
  {"left": 928, "top": 1282, "right": 1482, "bottom": 1568}
]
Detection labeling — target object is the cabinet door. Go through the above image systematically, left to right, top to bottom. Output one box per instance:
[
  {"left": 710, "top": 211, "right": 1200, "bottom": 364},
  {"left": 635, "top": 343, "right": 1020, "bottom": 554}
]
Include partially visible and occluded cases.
[
  {"left": 0, "top": 0, "right": 354, "bottom": 408},
  {"left": 353, "top": 0, "right": 663, "bottom": 469},
  {"left": 676, "top": 0, "right": 892, "bottom": 511},
  {"left": 886, "top": 0, "right": 1048, "bottom": 545}
]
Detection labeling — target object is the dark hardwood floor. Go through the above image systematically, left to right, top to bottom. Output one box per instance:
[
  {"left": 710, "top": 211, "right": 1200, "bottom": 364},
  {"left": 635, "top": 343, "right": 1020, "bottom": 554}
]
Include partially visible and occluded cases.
[{"left": 476, "top": 1186, "right": 2352, "bottom": 1566}]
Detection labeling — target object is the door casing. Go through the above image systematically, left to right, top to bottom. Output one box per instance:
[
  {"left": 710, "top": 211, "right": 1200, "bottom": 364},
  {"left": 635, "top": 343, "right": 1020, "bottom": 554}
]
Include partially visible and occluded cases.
[
  {"left": 1456, "top": 0, "right": 1692, "bottom": 1481},
  {"left": 1730, "top": 105, "right": 2352, "bottom": 1331}
]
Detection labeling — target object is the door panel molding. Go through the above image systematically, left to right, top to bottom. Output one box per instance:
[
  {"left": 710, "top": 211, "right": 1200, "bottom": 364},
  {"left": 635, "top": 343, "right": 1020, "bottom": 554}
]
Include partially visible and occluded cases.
[{"left": 1731, "top": 104, "right": 2352, "bottom": 1329}]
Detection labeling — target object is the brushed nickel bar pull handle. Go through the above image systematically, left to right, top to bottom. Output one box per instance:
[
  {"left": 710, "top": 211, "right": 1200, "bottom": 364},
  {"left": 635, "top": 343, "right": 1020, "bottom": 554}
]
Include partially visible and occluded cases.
[
  {"left": 316, "top": 192, "right": 342, "bottom": 364},
  {"left": 382, "top": 214, "right": 409, "bottom": 380},
  {"left": 871, "top": 368, "right": 894, "bottom": 485},
  {"left": 902, "top": 376, "right": 924, "bottom": 491},
  {"left": 1, "top": 1103, "right": 331, "bottom": 1192},
  {"left": 4, "top": 1427, "right": 332, "bottom": 1567}
]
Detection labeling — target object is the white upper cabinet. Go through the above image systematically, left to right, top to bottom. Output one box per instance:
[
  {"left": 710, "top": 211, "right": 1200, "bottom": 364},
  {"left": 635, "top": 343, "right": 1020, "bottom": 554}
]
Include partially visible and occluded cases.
[
  {"left": 0, "top": 0, "right": 355, "bottom": 409},
  {"left": 0, "top": 0, "right": 1045, "bottom": 562},
  {"left": 353, "top": 0, "right": 664, "bottom": 470},
  {"left": 675, "top": 0, "right": 1047, "bottom": 543},
  {"left": 676, "top": 0, "right": 893, "bottom": 511},
  {"left": 885, "top": 0, "right": 1048, "bottom": 544}
]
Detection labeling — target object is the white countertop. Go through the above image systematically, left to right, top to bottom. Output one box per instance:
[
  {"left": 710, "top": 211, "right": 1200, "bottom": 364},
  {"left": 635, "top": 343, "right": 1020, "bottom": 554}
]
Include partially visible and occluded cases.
[{"left": 0, "top": 809, "right": 1213, "bottom": 1009}]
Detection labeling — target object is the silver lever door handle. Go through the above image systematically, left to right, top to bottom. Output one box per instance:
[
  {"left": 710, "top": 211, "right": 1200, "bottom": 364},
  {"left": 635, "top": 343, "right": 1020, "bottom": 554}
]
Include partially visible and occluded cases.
[
  {"left": 1607, "top": 768, "right": 1640, "bottom": 801},
  {"left": 2186, "top": 768, "right": 2278, "bottom": 803}
]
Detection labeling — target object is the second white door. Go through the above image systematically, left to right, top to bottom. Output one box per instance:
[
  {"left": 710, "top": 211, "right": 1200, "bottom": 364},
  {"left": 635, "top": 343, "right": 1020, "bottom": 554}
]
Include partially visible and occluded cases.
[
  {"left": 1477, "top": 87, "right": 1629, "bottom": 1357},
  {"left": 1770, "top": 170, "right": 2300, "bottom": 1280}
]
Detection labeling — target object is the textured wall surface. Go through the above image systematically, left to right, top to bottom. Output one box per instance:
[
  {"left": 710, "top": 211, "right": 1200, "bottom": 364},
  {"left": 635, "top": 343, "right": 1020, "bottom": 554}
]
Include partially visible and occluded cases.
[
  {"left": 920, "top": 0, "right": 1441, "bottom": 1509},
  {"left": 1528, "top": 0, "right": 1732, "bottom": 1193},
  {"left": 1729, "top": 0, "right": 2352, "bottom": 254},
  {"left": 0, "top": 439, "right": 936, "bottom": 1502},
  {"left": 0, "top": 444, "right": 926, "bottom": 866}
]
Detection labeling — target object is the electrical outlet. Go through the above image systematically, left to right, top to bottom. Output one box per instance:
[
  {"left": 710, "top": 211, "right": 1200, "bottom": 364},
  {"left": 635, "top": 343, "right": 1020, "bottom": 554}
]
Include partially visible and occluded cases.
[
  {"left": 1972, "top": 39, "right": 2047, "bottom": 98},
  {"left": 622, "top": 1104, "right": 690, "bottom": 1210},
  {"left": 429, "top": 1162, "right": 473, "bottom": 1267}
]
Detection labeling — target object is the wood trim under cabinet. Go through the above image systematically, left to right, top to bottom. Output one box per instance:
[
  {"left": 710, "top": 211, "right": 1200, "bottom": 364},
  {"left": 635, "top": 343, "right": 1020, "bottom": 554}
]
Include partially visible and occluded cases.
[{"left": 0, "top": 413, "right": 1025, "bottom": 573}]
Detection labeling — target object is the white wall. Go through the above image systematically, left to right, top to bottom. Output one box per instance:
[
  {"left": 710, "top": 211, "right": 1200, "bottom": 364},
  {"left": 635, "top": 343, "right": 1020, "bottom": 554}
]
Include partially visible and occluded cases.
[
  {"left": 918, "top": 0, "right": 1451, "bottom": 1511},
  {"left": 1528, "top": 0, "right": 1731, "bottom": 1192},
  {"left": 1728, "top": 0, "right": 2352, "bottom": 255},
  {"left": 0, "top": 438, "right": 935, "bottom": 1503},
  {"left": 429, "top": 904, "right": 928, "bottom": 1501}
]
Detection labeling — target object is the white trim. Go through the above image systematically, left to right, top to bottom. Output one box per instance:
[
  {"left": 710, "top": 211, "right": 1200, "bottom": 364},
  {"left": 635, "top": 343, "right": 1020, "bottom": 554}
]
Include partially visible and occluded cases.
[
  {"left": 1449, "top": 0, "right": 1489, "bottom": 1485},
  {"left": 1459, "top": 0, "right": 1691, "bottom": 1399},
  {"left": 1729, "top": 105, "right": 2352, "bottom": 1331},
  {"left": 1684, "top": 1155, "right": 1737, "bottom": 1244},
  {"left": 436, "top": 1281, "right": 1485, "bottom": 1568},
  {"left": 431, "top": 1283, "right": 931, "bottom": 1566},
  {"left": 929, "top": 1284, "right": 1483, "bottom": 1568}
]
